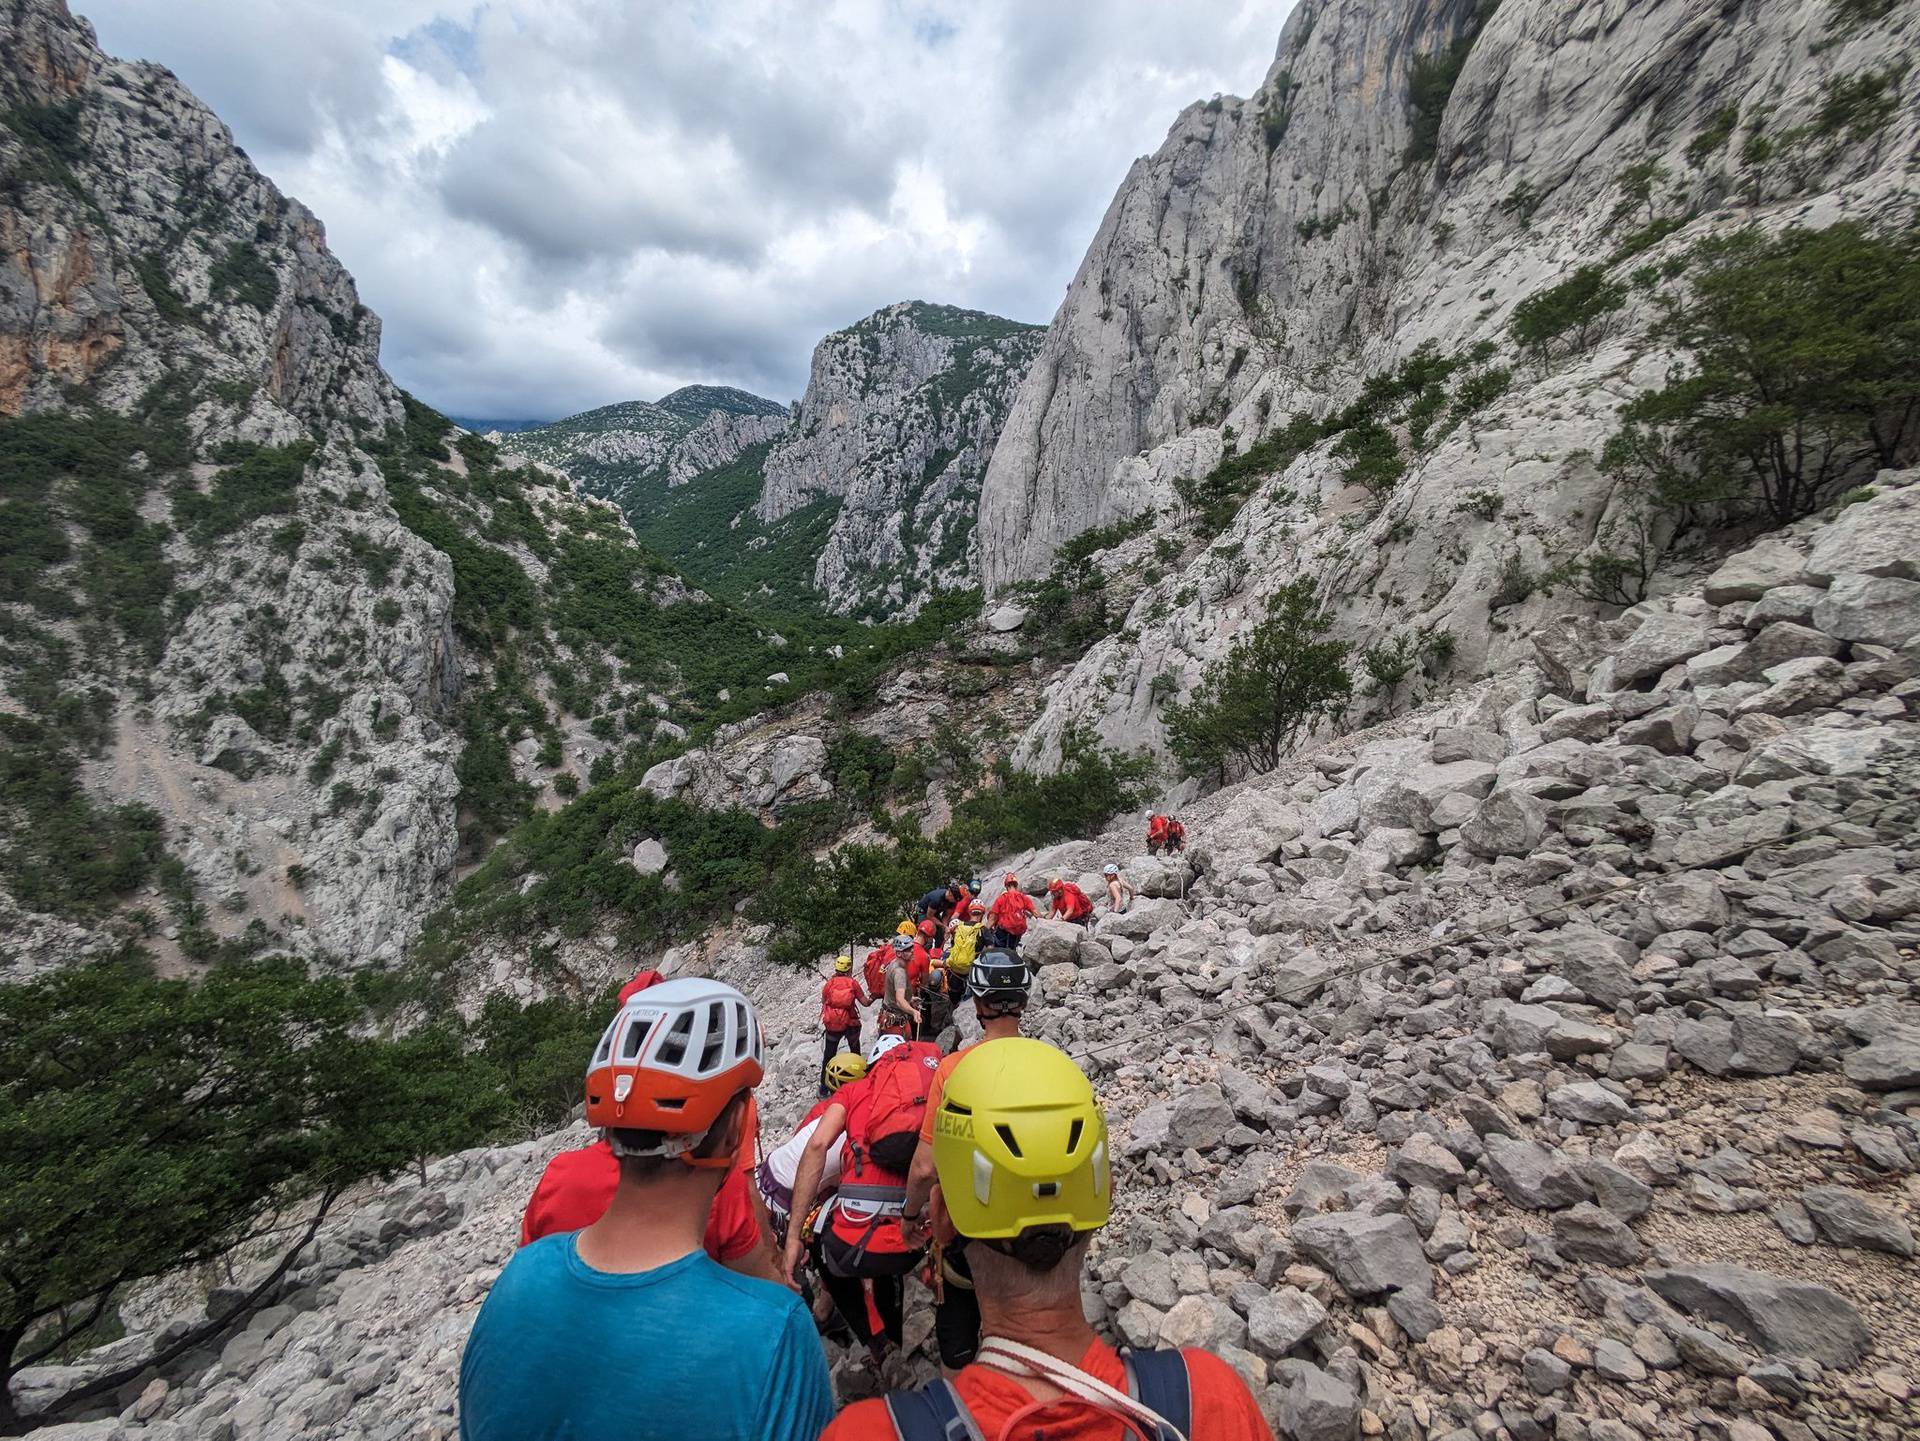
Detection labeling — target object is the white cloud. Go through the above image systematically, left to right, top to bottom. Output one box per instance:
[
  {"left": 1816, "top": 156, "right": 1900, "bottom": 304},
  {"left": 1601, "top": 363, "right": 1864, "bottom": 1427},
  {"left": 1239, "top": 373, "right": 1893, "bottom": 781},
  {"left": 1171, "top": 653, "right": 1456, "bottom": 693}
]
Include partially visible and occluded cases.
[{"left": 82, "top": 0, "right": 1291, "bottom": 420}]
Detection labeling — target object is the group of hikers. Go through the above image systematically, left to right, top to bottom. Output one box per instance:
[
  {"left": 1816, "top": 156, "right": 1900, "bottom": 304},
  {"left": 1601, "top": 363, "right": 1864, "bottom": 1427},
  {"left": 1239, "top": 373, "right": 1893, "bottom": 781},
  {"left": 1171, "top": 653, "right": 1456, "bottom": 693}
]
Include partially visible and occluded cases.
[{"left": 460, "top": 821, "right": 1255, "bottom": 1441}]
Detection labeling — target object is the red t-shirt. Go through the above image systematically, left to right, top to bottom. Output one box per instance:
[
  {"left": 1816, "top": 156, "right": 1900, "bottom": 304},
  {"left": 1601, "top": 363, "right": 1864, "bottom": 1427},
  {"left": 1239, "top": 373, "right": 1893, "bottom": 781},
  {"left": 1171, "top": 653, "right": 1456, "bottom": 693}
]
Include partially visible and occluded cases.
[
  {"left": 1053, "top": 883, "right": 1093, "bottom": 921},
  {"left": 988, "top": 888, "right": 1036, "bottom": 936},
  {"left": 518, "top": 1140, "right": 760, "bottom": 1261},
  {"left": 822, "top": 1339, "right": 1274, "bottom": 1440}
]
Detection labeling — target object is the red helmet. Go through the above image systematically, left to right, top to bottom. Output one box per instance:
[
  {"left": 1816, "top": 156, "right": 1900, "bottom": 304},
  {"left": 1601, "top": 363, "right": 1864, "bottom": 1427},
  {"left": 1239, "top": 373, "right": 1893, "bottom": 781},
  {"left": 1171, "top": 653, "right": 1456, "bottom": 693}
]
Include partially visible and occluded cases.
[
  {"left": 1003, "top": 871, "right": 1019, "bottom": 886},
  {"left": 1047, "top": 878, "right": 1065, "bottom": 894},
  {"left": 967, "top": 901, "right": 986, "bottom": 917},
  {"left": 919, "top": 918, "right": 936, "bottom": 936},
  {"left": 584, "top": 978, "right": 763, "bottom": 1166}
]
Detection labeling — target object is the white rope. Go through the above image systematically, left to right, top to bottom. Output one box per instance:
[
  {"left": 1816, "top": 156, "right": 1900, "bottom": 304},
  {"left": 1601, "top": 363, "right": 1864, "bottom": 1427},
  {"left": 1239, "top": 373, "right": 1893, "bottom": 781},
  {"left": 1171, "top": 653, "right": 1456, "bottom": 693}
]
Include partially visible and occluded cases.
[{"left": 973, "top": 1336, "right": 1187, "bottom": 1441}]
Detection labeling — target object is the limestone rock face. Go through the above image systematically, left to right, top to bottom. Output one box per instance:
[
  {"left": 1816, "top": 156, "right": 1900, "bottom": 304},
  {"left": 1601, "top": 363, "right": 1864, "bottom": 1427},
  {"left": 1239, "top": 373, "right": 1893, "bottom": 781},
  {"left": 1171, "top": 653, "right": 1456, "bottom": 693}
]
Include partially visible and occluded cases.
[
  {"left": 982, "top": 0, "right": 1920, "bottom": 769},
  {"left": 758, "top": 302, "right": 1044, "bottom": 618},
  {"left": 501, "top": 386, "right": 788, "bottom": 508}
]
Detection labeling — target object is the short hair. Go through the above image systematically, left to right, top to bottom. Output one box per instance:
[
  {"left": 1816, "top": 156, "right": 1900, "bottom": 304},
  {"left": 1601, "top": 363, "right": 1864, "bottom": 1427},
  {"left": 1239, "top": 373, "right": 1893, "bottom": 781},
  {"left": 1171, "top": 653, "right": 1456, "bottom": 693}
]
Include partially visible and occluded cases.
[{"left": 609, "top": 1091, "right": 745, "bottom": 1182}]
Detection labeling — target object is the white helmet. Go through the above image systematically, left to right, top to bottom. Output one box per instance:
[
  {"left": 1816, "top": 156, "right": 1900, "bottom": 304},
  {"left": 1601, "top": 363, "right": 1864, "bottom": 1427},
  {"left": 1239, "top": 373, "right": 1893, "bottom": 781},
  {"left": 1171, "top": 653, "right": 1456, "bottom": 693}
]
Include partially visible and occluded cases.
[
  {"left": 1103, "top": 864, "right": 1119, "bottom": 876},
  {"left": 585, "top": 977, "right": 763, "bottom": 1161},
  {"left": 866, "top": 1032, "right": 908, "bottom": 1064}
]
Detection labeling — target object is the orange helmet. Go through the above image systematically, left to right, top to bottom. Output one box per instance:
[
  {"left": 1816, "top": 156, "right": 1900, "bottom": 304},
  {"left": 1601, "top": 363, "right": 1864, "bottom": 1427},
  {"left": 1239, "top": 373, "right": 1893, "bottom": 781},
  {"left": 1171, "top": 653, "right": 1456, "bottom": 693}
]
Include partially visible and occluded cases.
[
  {"left": 1003, "top": 871, "right": 1019, "bottom": 887},
  {"left": 967, "top": 901, "right": 986, "bottom": 917},
  {"left": 585, "top": 977, "right": 763, "bottom": 1167}
]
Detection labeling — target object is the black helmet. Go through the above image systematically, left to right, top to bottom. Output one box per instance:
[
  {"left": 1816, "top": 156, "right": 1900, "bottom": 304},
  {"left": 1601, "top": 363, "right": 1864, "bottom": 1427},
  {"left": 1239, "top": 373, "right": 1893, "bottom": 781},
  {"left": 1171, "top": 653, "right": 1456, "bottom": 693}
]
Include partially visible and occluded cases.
[{"left": 968, "top": 951, "right": 1032, "bottom": 1005}]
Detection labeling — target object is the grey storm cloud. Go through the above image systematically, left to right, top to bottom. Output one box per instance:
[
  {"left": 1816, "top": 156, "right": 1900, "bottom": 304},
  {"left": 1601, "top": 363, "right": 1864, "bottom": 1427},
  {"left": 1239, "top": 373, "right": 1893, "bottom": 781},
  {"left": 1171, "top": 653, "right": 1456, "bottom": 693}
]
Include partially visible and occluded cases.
[{"left": 81, "top": 0, "right": 1289, "bottom": 421}]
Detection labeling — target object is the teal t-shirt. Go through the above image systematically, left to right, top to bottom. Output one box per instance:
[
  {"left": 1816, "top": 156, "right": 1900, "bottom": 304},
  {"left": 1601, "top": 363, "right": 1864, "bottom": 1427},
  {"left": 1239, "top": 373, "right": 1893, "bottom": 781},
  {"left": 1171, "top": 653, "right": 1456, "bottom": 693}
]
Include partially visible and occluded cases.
[{"left": 459, "top": 1235, "right": 834, "bottom": 1441}]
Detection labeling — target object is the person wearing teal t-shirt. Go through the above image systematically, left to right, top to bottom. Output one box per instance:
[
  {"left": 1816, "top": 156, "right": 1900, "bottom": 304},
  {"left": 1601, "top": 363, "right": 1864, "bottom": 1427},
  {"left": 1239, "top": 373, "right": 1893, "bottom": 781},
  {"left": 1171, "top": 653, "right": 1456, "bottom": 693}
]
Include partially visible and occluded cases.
[{"left": 459, "top": 978, "right": 833, "bottom": 1441}]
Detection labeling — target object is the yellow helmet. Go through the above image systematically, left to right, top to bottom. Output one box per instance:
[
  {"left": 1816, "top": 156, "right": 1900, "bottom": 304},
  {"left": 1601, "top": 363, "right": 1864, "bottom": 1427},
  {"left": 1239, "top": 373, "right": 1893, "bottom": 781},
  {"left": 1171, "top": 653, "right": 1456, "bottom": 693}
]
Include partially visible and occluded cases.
[
  {"left": 895, "top": 920, "right": 917, "bottom": 938},
  {"left": 834, "top": 955, "right": 853, "bottom": 974},
  {"left": 932, "top": 1038, "right": 1110, "bottom": 1241},
  {"left": 824, "top": 1051, "right": 868, "bottom": 1090}
]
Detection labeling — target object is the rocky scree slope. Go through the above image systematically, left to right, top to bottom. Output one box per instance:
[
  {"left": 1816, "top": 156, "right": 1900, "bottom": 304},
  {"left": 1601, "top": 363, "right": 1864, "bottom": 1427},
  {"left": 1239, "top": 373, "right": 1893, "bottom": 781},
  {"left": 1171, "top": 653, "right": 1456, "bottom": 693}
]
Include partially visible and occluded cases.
[
  {"left": 0, "top": 0, "right": 792, "bottom": 976},
  {"left": 977, "top": 0, "right": 1920, "bottom": 769},
  {"left": 496, "top": 385, "right": 787, "bottom": 506},
  {"left": 26, "top": 483, "right": 1920, "bottom": 1441}
]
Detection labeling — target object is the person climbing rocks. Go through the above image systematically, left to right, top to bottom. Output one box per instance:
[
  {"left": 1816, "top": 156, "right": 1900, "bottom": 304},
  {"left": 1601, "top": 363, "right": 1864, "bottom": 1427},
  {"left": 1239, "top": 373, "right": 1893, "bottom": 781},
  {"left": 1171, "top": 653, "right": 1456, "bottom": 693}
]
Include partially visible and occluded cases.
[
  {"left": 1147, "top": 812, "right": 1187, "bottom": 856},
  {"left": 1103, "top": 863, "right": 1136, "bottom": 915},
  {"left": 984, "top": 872, "right": 1036, "bottom": 951},
  {"left": 1045, "top": 876, "right": 1095, "bottom": 927},
  {"left": 915, "top": 880, "right": 962, "bottom": 931},
  {"left": 943, "top": 900, "right": 986, "bottom": 1031},
  {"left": 878, "top": 935, "right": 923, "bottom": 1039},
  {"left": 899, "top": 952, "right": 1032, "bottom": 1378},
  {"left": 819, "top": 955, "right": 864, "bottom": 1097},
  {"left": 518, "top": 973, "right": 779, "bottom": 1284},
  {"left": 463, "top": 978, "right": 834, "bottom": 1441},
  {"left": 782, "top": 1031, "right": 939, "bottom": 1373},
  {"left": 823, "top": 1038, "right": 1274, "bottom": 1441},
  {"left": 759, "top": 1049, "right": 867, "bottom": 1246}
]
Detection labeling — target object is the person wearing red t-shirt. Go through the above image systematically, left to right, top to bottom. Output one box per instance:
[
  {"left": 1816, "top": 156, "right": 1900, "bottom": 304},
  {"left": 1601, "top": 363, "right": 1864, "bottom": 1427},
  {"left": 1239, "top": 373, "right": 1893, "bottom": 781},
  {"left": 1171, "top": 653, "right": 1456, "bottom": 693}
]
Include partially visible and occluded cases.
[
  {"left": 985, "top": 873, "right": 1036, "bottom": 952},
  {"left": 1046, "top": 877, "right": 1095, "bottom": 926},
  {"left": 519, "top": 969, "right": 780, "bottom": 1281},
  {"left": 823, "top": 1039, "right": 1272, "bottom": 1441}
]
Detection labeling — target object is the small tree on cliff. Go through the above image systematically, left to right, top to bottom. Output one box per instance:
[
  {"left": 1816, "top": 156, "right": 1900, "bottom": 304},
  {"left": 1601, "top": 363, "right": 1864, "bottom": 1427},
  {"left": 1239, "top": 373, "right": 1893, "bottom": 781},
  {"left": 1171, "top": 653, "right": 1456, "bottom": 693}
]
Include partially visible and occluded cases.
[{"left": 1164, "top": 579, "right": 1352, "bottom": 780}]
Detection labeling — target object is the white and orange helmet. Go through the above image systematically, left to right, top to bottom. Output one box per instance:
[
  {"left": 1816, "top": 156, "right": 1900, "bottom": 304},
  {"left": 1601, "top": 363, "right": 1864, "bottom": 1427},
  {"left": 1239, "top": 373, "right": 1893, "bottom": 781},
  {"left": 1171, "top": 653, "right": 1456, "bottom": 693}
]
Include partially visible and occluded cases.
[{"left": 584, "top": 977, "right": 763, "bottom": 1166}]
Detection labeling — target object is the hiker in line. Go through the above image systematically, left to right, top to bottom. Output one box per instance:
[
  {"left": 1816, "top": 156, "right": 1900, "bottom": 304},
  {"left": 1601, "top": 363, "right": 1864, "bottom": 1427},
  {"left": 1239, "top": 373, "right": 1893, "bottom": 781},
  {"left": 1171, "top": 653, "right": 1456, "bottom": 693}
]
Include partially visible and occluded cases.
[
  {"left": 1146, "top": 812, "right": 1187, "bottom": 856},
  {"left": 1103, "top": 863, "right": 1136, "bottom": 914},
  {"left": 984, "top": 872, "right": 1035, "bottom": 951},
  {"left": 1045, "top": 875, "right": 1095, "bottom": 927},
  {"left": 915, "top": 880, "right": 963, "bottom": 932},
  {"left": 943, "top": 900, "right": 987, "bottom": 1035},
  {"left": 877, "top": 934, "right": 923, "bottom": 1039},
  {"left": 899, "top": 952, "right": 1032, "bottom": 1378},
  {"left": 819, "top": 954, "right": 864, "bottom": 1097},
  {"left": 518, "top": 971, "right": 779, "bottom": 1283},
  {"left": 463, "top": 978, "right": 834, "bottom": 1441},
  {"left": 782, "top": 1033, "right": 940, "bottom": 1372},
  {"left": 823, "top": 1038, "right": 1274, "bottom": 1441},
  {"left": 763, "top": 1049, "right": 867, "bottom": 1245}
]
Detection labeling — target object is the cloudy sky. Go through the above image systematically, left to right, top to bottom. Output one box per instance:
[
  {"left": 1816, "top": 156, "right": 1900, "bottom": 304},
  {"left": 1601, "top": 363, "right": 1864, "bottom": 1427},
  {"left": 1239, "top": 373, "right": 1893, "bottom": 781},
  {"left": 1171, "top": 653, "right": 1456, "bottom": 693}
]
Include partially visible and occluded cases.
[{"left": 83, "top": 1, "right": 1290, "bottom": 422}]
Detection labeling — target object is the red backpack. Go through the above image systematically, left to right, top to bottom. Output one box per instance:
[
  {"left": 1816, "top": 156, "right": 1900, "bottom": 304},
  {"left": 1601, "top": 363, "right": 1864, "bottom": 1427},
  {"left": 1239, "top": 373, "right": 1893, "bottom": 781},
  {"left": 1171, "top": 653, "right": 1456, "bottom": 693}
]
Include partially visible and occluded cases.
[
  {"left": 862, "top": 949, "right": 887, "bottom": 1002},
  {"left": 852, "top": 1040, "right": 941, "bottom": 1171}
]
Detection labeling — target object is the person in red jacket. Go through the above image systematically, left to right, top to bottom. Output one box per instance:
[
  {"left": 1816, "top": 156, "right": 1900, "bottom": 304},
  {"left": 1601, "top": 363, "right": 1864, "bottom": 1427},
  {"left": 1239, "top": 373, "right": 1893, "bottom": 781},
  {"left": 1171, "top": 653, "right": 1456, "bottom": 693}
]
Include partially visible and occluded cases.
[
  {"left": 985, "top": 872, "right": 1036, "bottom": 952},
  {"left": 1046, "top": 876, "right": 1095, "bottom": 926},
  {"left": 819, "top": 955, "right": 863, "bottom": 1096},
  {"left": 519, "top": 969, "right": 780, "bottom": 1280}
]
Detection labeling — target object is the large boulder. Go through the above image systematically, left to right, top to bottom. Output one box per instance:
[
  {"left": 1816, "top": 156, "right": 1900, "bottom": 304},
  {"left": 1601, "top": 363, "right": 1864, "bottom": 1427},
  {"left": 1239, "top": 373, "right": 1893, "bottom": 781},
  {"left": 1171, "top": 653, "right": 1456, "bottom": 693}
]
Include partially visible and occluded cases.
[
  {"left": 1805, "top": 482, "right": 1920, "bottom": 584},
  {"left": 1704, "top": 537, "right": 1807, "bottom": 602},
  {"left": 1812, "top": 573, "right": 1920, "bottom": 647},
  {"left": 1609, "top": 612, "right": 1711, "bottom": 687},
  {"left": 1459, "top": 788, "right": 1546, "bottom": 858},
  {"left": 629, "top": 839, "right": 669, "bottom": 875},
  {"left": 1096, "top": 897, "right": 1182, "bottom": 941},
  {"left": 1020, "top": 919, "right": 1083, "bottom": 967},
  {"left": 1532, "top": 927, "right": 1638, "bottom": 1008},
  {"left": 1260, "top": 945, "right": 1339, "bottom": 1005},
  {"left": 1843, "top": 1031, "right": 1920, "bottom": 1091},
  {"left": 1481, "top": 1136, "right": 1592, "bottom": 1210},
  {"left": 1800, "top": 1186, "right": 1916, "bottom": 1256},
  {"left": 1288, "top": 1211, "right": 1432, "bottom": 1297},
  {"left": 1645, "top": 1264, "right": 1871, "bottom": 1367}
]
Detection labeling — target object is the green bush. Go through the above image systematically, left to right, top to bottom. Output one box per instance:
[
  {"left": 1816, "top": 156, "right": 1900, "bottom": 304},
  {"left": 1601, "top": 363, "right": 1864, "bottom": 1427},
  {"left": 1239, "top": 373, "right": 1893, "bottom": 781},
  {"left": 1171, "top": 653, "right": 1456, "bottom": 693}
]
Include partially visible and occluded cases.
[
  {"left": 1813, "top": 66, "right": 1903, "bottom": 143},
  {"left": 1605, "top": 221, "right": 1920, "bottom": 525},
  {"left": 208, "top": 242, "right": 280, "bottom": 312},
  {"left": 1509, "top": 266, "right": 1626, "bottom": 364},
  {"left": 176, "top": 441, "right": 316, "bottom": 541},
  {"left": 1164, "top": 578, "right": 1351, "bottom": 779},
  {"left": 0, "top": 715, "right": 165, "bottom": 918}
]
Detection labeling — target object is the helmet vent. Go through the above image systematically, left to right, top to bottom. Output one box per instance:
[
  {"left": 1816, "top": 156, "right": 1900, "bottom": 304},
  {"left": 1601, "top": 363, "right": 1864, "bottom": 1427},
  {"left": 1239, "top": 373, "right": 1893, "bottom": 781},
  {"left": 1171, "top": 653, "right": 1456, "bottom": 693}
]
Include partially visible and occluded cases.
[
  {"left": 698, "top": 1001, "right": 726, "bottom": 1072},
  {"left": 656, "top": 1010, "right": 694, "bottom": 1066},
  {"left": 619, "top": 1019, "right": 650, "bottom": 1060},
  {"left": 945, "top": 1100, "right": 972, "bottom": 1117},
  {"left": 1065, "top": 1118, "right": 1084, "bottom": 1154},
  {"left": 994, "top": 1123, "right": 1023, "bottom": 1158},
  {"left": 1033, "top": 1181, "right": 1059, "bottom": 1198}
]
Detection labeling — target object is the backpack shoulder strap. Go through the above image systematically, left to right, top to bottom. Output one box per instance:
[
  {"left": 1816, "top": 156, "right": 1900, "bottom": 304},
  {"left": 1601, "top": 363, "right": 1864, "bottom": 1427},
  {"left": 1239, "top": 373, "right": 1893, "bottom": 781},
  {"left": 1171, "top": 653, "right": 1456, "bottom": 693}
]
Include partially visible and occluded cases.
[
  {"left": 1120, "top": 1348, "right": 1192, "bottom": 1440},
  {"left": 884, "top": 1380, "right": 984, "bottom": 1441}
]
